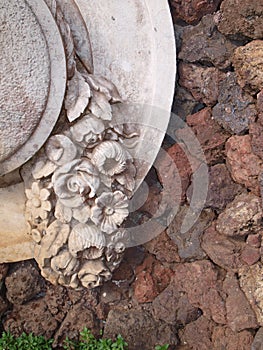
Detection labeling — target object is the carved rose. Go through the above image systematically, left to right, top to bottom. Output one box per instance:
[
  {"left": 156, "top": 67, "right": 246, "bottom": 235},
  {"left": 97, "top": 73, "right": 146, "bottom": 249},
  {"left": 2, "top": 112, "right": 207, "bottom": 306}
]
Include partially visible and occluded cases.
[
  {"left": 70, "top": 114, "right": 105, "bottom": 148},
  {"left": 92, "top": 141, "right": 128, "bottom": 177},
  {"left": 52, "top": 158, "right": 100, "bottom": 208},
  {"left": 25, "top": 182, "right": 52, "bottom": 220},
  {"left": 91, "top": 191, "right": 129, "bottom": 234},
  {"left": 50, "top": 250, "right": 79, "bottom": 277},
  {"left": 78, "top": 260, "right": 112, "bottom": 288}
]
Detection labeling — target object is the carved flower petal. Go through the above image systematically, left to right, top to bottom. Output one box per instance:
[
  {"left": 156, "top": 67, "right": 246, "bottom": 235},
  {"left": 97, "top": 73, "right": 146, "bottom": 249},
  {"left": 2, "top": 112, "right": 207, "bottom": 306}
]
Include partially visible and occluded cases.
[
  {"left": 89, "top": 91, "right": 112, "bottom": 121},
  {"left": 70, "top": 114, "right": 105, "bottom": 143},
  {"left": 46, "top": 135, "right": 78, "bottom": 166},
  {"left": 92, "top": 141, "right": 127, "bottom": 176},
  {"left": 32, "top": 182, "right": 40, "bottom": 196},
  {"left": 40, "top": 188, "right": 51, "bottom": 201},
  {"left": 25, "top": 189, "right": 34, "bottom": 200},
  {"left": 59, "top": 195, "right": 84, "bottom": 209},
  {"left": 41, "top": 200, "right": 52, "bottom": 212},
  {"left": 55, "top": 201, "right": 73, "bottom": 223},
  {"left": 73, "top": 205, "right": 91, "bottom": 224},
  {"left": 39, "top": 208, "right": 49, "bottom": 220},
  {"left": 101, "top": 215, "right": 118, "bottom": 234},
  {"left": 68, "top": 223, "right": 106, "bottom": 257},
  {"left": 50, "top": 250, "right": 79, "bottom": 276}
]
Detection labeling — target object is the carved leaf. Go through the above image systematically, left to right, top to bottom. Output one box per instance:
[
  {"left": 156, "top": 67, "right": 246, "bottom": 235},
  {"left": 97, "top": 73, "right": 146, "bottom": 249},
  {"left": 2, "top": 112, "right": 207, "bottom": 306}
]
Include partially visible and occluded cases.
[
  {"left": 65, "top": 70, "right": 91, "bottom": 122},
  {"left": 85, "top": 74, "right": 122, "bottom": 103},
  {"left": 89, "top": 91, "right": 112, "bottom": 121},
  {"left": 45, "top": 135, "right": 78, "bottom": 166},
  {"left": 32, "top": 160, "right": 58, "bottom": 180},
  {"left": 115, "top": 161, "right": 136, "bottom": 192},
  {"left": 55, "top": 201, "right": 72, "bottom": 223},
  {"left": 38, "top": 221, "right": 70, "bottom": 263},
  {"left": 68, "top": 223, "right": 106, "bottom": 257}
]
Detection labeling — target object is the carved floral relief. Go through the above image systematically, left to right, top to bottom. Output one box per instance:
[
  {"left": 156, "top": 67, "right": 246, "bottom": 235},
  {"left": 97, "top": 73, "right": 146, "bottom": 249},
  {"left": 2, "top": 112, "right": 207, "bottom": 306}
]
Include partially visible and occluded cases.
[{"left": 22, "top": 0, "right": 139, "bottom": 289}]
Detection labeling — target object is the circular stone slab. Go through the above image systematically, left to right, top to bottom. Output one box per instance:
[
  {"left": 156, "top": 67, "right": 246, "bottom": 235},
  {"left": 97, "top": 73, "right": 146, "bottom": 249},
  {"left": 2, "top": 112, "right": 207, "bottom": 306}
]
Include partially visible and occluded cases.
[{"left": 0, "top": 0, "right": 66, "bottom": 176}]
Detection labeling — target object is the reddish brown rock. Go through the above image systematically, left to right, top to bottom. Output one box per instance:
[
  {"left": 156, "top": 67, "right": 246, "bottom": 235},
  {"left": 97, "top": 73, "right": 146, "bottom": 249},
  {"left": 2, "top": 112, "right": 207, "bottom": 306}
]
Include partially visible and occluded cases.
[
  {"left": 170, "top": 0, "right": 221, "bottom": 24},
  {"left": 217, "top": 0, "right": 263, "bottom": 39},
  {"left": 179, "top": 15, "right": 236, "bottom": 69},
  {"left": 233, "top": 41, "right": 263, "bottom": 94},
  {"left": 179, "top": 62, "right": 224, "bottom": 106},
  {"left": 212, "top": 73, "right": 257, "bottom": 135},
  {"left": 257, "top": 90, "right": 263, "bottom": 114},
  {"left": 177, "top": 107, "right": 230, "bottom": 165},
  {"left": 250, "top": 122, "right": 263, "bottom": 160},
  {"left": 226, "top": 135, "right": 263, "bottom": 195},
  {"left": 205, "top": 163, "right": 241, "bottom": 211},
  {"left": 216, "top": 193, "right": 262, "bottom": 237},
  {"left": 167, "top": 206, "right": 214, "bottom": 260},
  {"left": 202, "top": 222, "right": 245, "bottom": 271},
  {"left": 144, "top": 231, "right": 180, "bottom": 263},
  {"left": 247, "top": 233, "right": 262, "bottom": 248},
  {"left": 241, "top": 245, "right": 260, "bottom": 266},
  {"left": 133, "top": 255, "right": 173, "bottom": 303},
  {"left": 173, "top": 260, "right": 226, "bottom": 324},
  {"left": 5, "top": 261, "right": 45, "bottom": 305},
  {"left": 223, "top": 273, "right": 258, "bottom": 331},
  {"left": 152, "top": 281, "right": 200, "bottom": 325},
  {"left": 44, "top": 285, "right": 70, "bottom": 323},
  {"left": 3, "top": 299, "right": 58, "bottom": 339},
  {"left": 53, "top": 303, "right": 98, "bottom": 347},
  {"left": 104, "top": 309, "right": 178, "bottom": 350},
  {"left": 179, "top": 316, "right": 214, "bottom": 350},
  {"left": 212, "top": 326, "right": 254, "bottom": 350}
]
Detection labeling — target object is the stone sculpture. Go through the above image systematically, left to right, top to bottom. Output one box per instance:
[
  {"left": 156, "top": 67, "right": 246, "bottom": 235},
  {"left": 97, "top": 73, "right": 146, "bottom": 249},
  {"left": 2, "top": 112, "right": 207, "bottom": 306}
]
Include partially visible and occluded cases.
[{"left": 0, "top": 0, "right": 176, "bottom": 288}]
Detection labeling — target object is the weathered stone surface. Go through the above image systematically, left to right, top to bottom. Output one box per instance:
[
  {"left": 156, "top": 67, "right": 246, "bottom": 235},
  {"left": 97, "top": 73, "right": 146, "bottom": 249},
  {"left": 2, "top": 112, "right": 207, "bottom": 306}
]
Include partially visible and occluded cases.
[
  {"left": 170, "top": 0, "right": 221, "bottom": 24},
  {"left": 217, "top": 0, "right": 263, "bottom": 40},
  {"left": 179, "top": 15, "right": 236, "bottom": 69},
  {"left": 233, "top": 41, "right": 263, "bottom": 94},
  {"left": 179, "top": 62, "right": 224, "bottom": 106},
  {"left": 212, "top": 73, "right": 257, "bottom": 135},
  {"left": 171, "top": 85, "right": 200, "bottom": 120},
  {"left": 178, "top": 107, "right": 230, "bottom": 165},
  {"left": 250, "top": 122, "right": 263, "bottom": 161},
  {"left": 226, "top": 135, "right": 263, "bottom": 195},
  {"left": 205, "top": 164, "right": 241, "bottom": 211},
  {"left": 216, "top": 193, "right": 262, "bottom": 237},
  {"left": 167, "top": 206, "right": 214, "bottom": 260},
  {"left": 202, "top": 222, "right": 245, "bottom": 271},
  {"left": 144, "top": 231, "right": 180, "bottom": 263},
  {"left": 247, "top": 233, "right": 262, "bottom": 248},
  {"left": 241, "top": 245, "right": 260, "bottom": 266},
  {"left": 133, "top": 255, "right": 173, "bottom": 303},
  {"left": 173, "top": 260, "right": 226, "bottom": 324},
  {"left": 5, "top": 261, "right": 45, "bottom": 304},
  {"left": 239, "top": 263, "right": 263, "bottom": 325},
  {"left": 223, "top": 273, "right": 258, "bottom": 331},
  {"left": 152, "top": 280, "right": 200, "bottom": 325},
  {"left": 0, "top": 296, "right": 8, "bottom": 317},
  {"left": 3, "top": 299, "right": 58, "bottom": 338},
  {"left": 53, "top": 303, "right": 98, "bottom": 347},
  {"left": 104, "top": 309, "right": 178, "bottom": 350},
  {"left": 178, "top": 316, "right": 214, "bottom": 350},
  {"left": 212, "top": 326, "right": 254, "bottom": 350},
  {"left": 252, "top": 327, "right": 263, "bottom": 350}
]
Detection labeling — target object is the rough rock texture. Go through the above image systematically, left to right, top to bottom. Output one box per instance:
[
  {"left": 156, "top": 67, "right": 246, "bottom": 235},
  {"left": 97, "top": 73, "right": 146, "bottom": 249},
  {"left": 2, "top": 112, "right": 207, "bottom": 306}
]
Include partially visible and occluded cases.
[
  {"left": 170, "top": 0, "right": 221, "bottom": 24},
  {"left": 217, "top": 0, "right": 263, "bottom": 39},
  {"left": 179, "top": 15, "right": 236, "bottom": 69},
  {"left": 233, "top": 41, "right": 263, "bottom": 94},
  {"left": 179, "top": 62, "right": 224, "bottom": 106},
  {"left": 212, "top": 73, "right": 257, "bottom": 135},
  {"left": 171, "top": 85, "right": 200, "bottom": 120},
  {"left": 176, "top": 107, "right": 230, "bottom": 165},
  {"left": 250, "top": 122, "right": 263, "bottom": 160},
  {"left": 226, "top": 135, "right": 263, "bottom": 195},
  {"left": 205, "top": 163, "right": 241, "bottom": 211},
  {"left": 216, "top": 192, "right": 262, "bottom": 237},
  {"left": 167, "top": 206, "right": 214, "bottom": 260},
  {"left": 202, "top": 222, "right": 245, "bottom": 271},
  {"left": 144, "top": 231, "right": 180, "bottom": 263},
  {"left": 133, "top": 255, "right": 173, "bottom": 303},
  {"left": 173, "top": 260, "right": 226, "bottom": 324},
  {"left": 5, "top": 261, "right": 45, "bottom": 304},
  {"left": 239, "top": 263, "right": 263, "bottom": 325},
  {"left": 0, "top": 264, "right": 8, "bottom": 282},
  {"left": 223, "top": 273, "right": 258, "bottom": 331},
  {"left": 152, "top": 280, "right": 200, "bottom": 325},
  {"left": 0, "top": 296, "right": 8, "bottom": 318},
  {"left": 104, "top": 309, "right": 178, "bottom": 350},
  {"left": 178, "top": 316, "right": 214, "bottom": 350},
  {"left": 212, "top": 326, "right": 254, "bottom": 350},
  {"left": 252, "top": 327, "right": 263, "bottom": 350}
]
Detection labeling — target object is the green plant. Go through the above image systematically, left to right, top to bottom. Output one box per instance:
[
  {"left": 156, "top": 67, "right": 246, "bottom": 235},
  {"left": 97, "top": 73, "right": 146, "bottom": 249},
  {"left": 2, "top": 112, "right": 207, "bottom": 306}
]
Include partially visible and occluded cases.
[
  {"left": 63, "top": 327, "right": 128, "bottom": 350},
  {"left": 0, "top": 331, "right": 53, "bottom": 350},
  {"left": 155, "top": 345, "right": 170, "bottom": 350}
]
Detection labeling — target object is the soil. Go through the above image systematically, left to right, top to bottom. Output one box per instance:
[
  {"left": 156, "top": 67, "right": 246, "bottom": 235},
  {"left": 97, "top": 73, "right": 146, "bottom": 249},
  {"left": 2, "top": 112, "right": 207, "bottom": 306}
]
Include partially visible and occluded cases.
[{"left": 1, "top": 0, "right": 263, "bottom": 349}]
